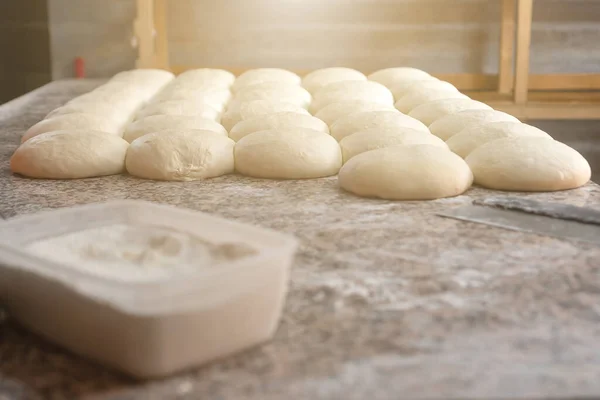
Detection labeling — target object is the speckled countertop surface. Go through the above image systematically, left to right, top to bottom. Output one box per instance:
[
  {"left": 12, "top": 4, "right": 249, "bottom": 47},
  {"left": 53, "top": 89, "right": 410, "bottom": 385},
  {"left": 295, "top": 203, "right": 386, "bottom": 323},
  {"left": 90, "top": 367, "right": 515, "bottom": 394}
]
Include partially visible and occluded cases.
[{"left": 1, "top": 80, "right": 600, "bottom": 400}]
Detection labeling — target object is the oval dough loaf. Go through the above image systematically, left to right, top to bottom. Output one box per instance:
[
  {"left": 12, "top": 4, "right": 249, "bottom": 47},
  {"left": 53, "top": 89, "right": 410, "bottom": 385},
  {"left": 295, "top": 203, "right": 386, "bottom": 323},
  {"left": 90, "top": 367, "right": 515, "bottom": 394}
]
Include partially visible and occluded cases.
[
  {"left": 367, "top": 67, "right": 432, "bottom": 87},
  {"left": 110, "top": 68, "right": 175, "bottom": 84},
  {"left": 175, "top": 68, "right": 235, "bottom": 87},
  {"left": 231, "top": 68, "right": 301, "bottom": 92},
  {"left": 301, "top": 68, "right": 367, "bottom": 94},
  {"left": 389, "top": 79, "right": 458, "bottom": 101},
  {"left": 310, "top": 81, "right": 394, "bottom": 113},
  {"left": 228, "top": 84, "right": 311, "bottom": 110},
  {"left": 151, "top": 87, "right": 231, "bottom": 112},
  {"left": 394, "top": 88, "right": 468, "bottom": 113},
  {"left": 408, "top": 98, "right": 492, "bottom": 126},
  {"left": 135, "top": 100, "right": 220, "bottom": 121},
  {"left": 220, "top": 100, "right": 310, "bottom": 132},
  {"left": 314, "top": 101, "right": 396, "bottom": 127},
  {"left": 46, "top": 103, "right": 133, "bottom": 126},
  {"left": 429, "top": 109, "right": 520, "bottom": 141},
  {"left": 330, "top": 110, "right": 429, "bottom": 142},
  {"left": 229, "top": 112, "right": 329, "bottom": 142},
  {"left": 22, "top": 113, "right": 123, "bottom": 143},
  {"left": 124, "top": 115, "right": 227, "bottom": 143},
  {"left": 446, "top": 121, "right": 552, "bottom": 158},
  {"left": 340, "top": 127, "right": 448, "bottom": 163},
  {"left": 234, "top": 128, "right": 342, "bottom": 179},
  {"left": 10, "top": 130, "right": 129, "bottom": 179},
  {"left": 126, "top": 130, "right": 235, "bottom": 181},
  {"left": 466, "top": 137, "right": 591, "bottom": 191},
  {"left": 339, "top": 144, "right": 472, "bottom": 200}
]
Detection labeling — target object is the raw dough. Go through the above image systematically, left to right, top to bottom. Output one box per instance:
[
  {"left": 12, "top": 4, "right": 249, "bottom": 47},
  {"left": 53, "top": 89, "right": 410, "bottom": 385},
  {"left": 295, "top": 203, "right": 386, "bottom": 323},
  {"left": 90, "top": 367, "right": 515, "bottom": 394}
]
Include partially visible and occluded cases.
[
  {"left": 367, "top": 67, "right": 432, "bottom": 87},
  {"left": 110, "top": 68, "right": 175, "bottom": 85},
  {"left": 175, "top": 68, "right": 236, "bottom": 87},
  {"left": 231, "top": 68, "right": 301, "bottom": 92},
  {"left": 301, "top": 68, "right": 367, "bottom": 94},
  {"left": 389, "top": 79, "right": 458, "bottom": 101},
  {"left": 310, "top": 81, "right": 393, "bottom": 113},
  {"left": 228, "top": 83, "right": 311, "bottom": 110},
  {"left": 151, "top": 87, "right": 231, "bottom": 112},
  {"left": 394, "top": 88, "right": 468, "bottom": 113},
  {"left": 408, "top": 98, "right": 492, "bottom": 126},
  {"left": 135, "top": 100, "right": 221, "bottom": 121},
  {"left": 220, "top": 100, "right": 310, "bottom": 132},
  {"left": 314, "top": 101, "right": 396, "bottom": 127},
  {"left": 46, "top": 103, "right": 133, "bottom": 126},
  {"left": 429, "top": 109, "right": 520, "bottom": 141},
  {"left": 330, "top": 110, "right": 429, "bottom": 142},
  {"left": 229, "top": 112, "right": 329, "bottom": 142},
  {"left": 22, "top": 113, "right": 123, "bottom": 143},
  {"left": 124, "top": 115, "right": 227, "bottom": 143},
  {"left": 446, "top": 121, "right": 552, "bottom": 158},
  {"left": 339, "top": 127, "right": 448, "bottom": 163},
  {"left": 234, "top": 128, "right": 342, "bottom": 179},
  {"left": 10, "top": 130, "right": 129, "bottom": 179},
  {"left": 126, "top": 130, "right": 235, "bottom": 181},
  {"left": 465, "top": 137, "right": 591, "bottom": 191},
  {"left": 339, "top": 144, "right": 473, "bottom": 200}
]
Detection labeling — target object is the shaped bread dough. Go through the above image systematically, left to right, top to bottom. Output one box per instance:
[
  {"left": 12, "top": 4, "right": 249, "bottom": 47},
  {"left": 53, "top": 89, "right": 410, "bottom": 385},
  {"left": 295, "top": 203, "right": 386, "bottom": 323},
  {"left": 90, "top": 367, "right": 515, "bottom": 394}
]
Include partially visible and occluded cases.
[
  {"left": 367, "top": 67, "right": 432, "bottom": 87},
  {"left": 109, "top": 68, "right": 175, "bottom": 87},
  {"left": 175, "top": 68, "right": 235, "bottom": 87},
  {"left": 231, "top": 68, "right": 301, "bottom": 92},
  {"left": 301, "top": 68, "right": 367, "bottom": 94},
  {"left": 389, "top": 79, "right": 458, "bottom": 101},
  {"left": 310, "top": 81, "right": 394, "bottom": 113},
  {"left": 228, "top": 83, "right": 311, "bottom": 110},
  {"left": 67, "top": 87, "right": 146, "bottom": 111},
  {"left": 151, "top": 87, "right": 231, "bottom": 112},
  {"left": 395, "top": 88, "right": 468, "bottom": 113},
  {"left": 408, "top": 98, "right": 492, "bottom": 126},
  {"left": 135, "top": 100, "right": 220, "bottom": 121},
  {"left": 220, "top": 100, "right": 310, "bottom": 132},
  {"left": 314, "top": 101, "right": 397, "bottom": 127},
  {"left": 46, "top": 103, "right": 133, "bottom": 126},
  {"left": 429, "top": 109, "right": 520, "bottom": 141},
  {"left": 330, "top": 110, "right": 429, "bottom": 142},
  {"left": 229, "top": 112, "right": 329, "bottom": 142},
  {"left": 22, "top": 113, "right": 124, "bottom": 143},
  {"left": 124, "top": 115, "right": 227, "bottom": 143},
  {"left": 446, "top": 121, "right": 552, "bottom": 158},
  {"left": 339, "top": 127, "right": 448, "bottom": 163},
  {"left": 234, "top": 128, "right": 342, "bottom": 179},
  {"left": 126, "top": 129, "right": 234, "bottom": 181},
  {"left": 10, "top": 130, "right": 129, "bottom": 179},
  {"left": 466, "top": 137, "right": 591, "bottom": 191},
  {"left": 339, "top": 144, "right": 473, "bottom": 200}
]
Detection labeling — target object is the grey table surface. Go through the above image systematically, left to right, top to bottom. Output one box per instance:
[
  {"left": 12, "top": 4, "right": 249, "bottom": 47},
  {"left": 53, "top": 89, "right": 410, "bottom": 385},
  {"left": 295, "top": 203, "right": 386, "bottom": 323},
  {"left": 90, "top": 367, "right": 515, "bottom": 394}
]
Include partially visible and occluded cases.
[{"left": 1, "top": 80, "right": 600, "bottom": 400}]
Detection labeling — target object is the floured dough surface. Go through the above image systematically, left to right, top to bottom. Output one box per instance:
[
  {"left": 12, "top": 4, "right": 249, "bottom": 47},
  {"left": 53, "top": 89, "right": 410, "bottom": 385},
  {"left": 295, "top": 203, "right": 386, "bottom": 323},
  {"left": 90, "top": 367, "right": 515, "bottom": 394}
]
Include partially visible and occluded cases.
[
  {"left": 302, "top": 67, "right": 366, "bottom": 94},
  {"left": 367, "top": 67, "right": 432, "bottom": 87},
  {"left": 175, "top": 68, "right": 236, "bottom": 87},
  {"left": 231, "top": 68, "right": 301, "bottom": 92},
  {"left": 389, "top": 80, "right": 458, "bottom": 101},
  {"left": 310, "top": 81, "right": 394, "bottom": 113},
  {"left": 228, "top": 83, "right": 311, "bottom": 110},
  {"left": 151, "top": 87, "right": 231, "bottom": 112},
  {"left": 395, "top": 88, "right": 468, "bottom": 113},
  {"left": 408, "top": 98, "right": 492, "bottom": 126},
  {"left": 135, "top": 100, "right": 221, "bottom": 121},
  {"left": 220, "top": 100, "right": 310, "bottom": 132},
  {"left": 314, "top": 101, "right": 396, "bottom": 127},
  {"left": 46, "top": 103, "right": 132, "bottom": 126},
  {"left": 429, "top": 109, "right": 520, "bottom": 141},
  {"left": 330, "top": 110, "right": 429, "bottom": 142},
  {"left": 229, "top": 112, "right": 329, "bottom": 142},
  {"left": 22, "top": 113, "right": 123, "bottom": 143},
  {"left": 124, "top": 115, "right": 227, "bottom": 143},
  {"left": 446, "top": 121, "right": 552, "bottom": 158},
  {"left": 339, "top": 127, "right": 448, "bottom": 163},
  {"left": 234, "top": 128, "right": 342, "bottom": 179},
  {"left": 10, "top": 130, "right": 129, "bottom": 179},
  {"left": 126, "top": 130, "right": 235, "bottom": 181},
  {"left": 466, "top": 137, "right": 591, "bottom": 191},
  {"left": 339, "top": 144, "right": 473, "bottom": 200}
]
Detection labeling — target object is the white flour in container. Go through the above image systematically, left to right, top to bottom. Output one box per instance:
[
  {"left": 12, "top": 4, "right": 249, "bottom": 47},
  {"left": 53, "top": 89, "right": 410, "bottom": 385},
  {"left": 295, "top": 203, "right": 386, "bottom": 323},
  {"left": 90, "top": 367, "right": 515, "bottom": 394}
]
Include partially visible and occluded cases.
[{"left": 26, "top": 224, "right": 256, "bottom": 282}]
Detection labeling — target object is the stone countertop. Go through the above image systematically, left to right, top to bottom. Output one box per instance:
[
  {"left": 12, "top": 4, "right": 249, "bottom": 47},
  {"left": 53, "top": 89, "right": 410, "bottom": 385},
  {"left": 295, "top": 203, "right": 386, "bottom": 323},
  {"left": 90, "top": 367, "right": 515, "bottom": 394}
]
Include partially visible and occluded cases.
[{"left": 1, "top": 80, "right": 600, "bottom": 400}]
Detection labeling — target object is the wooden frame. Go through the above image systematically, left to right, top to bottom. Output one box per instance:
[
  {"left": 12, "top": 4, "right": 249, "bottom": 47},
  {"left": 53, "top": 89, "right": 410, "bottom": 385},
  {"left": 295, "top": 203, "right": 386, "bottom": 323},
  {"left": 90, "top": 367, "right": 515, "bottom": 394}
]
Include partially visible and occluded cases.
[{"left": 134, "top": 0, "right": 600, "bottom": 120}]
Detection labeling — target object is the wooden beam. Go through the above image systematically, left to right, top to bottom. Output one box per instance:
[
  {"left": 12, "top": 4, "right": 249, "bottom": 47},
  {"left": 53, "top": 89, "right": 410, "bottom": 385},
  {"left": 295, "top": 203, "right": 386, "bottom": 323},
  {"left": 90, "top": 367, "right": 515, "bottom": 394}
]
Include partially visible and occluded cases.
[
  {"left": 134, "top": 0, "right": 156, "bottom": 68},
  {"left": 153, "top": 0, "right": 169, "bottom": 69},
  {"left": 498, "top": 0, "right": 516, "bottom": 94},
  {"left": 514, "top": 0, "right": 534, "bottom": 104}
]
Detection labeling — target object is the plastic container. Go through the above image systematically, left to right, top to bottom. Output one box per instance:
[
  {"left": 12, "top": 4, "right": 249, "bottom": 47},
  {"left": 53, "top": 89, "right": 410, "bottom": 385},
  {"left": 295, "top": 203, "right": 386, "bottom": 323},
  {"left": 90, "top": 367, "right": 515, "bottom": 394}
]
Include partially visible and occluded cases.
[{"left": 0, "top": 201, "right": 298, "bottom": 379}]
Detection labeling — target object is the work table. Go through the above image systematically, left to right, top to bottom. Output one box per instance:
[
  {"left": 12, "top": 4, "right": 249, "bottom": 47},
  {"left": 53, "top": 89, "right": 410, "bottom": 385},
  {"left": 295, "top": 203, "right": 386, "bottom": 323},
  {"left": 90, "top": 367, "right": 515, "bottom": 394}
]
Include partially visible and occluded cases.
[{"left": 1, "top": 80, "right": 599, "bottom": 400}]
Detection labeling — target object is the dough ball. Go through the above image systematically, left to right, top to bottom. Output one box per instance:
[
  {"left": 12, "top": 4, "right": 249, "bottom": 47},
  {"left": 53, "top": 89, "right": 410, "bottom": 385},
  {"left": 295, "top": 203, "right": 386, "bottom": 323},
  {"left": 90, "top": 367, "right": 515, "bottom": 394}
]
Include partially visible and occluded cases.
[
  {"left": 301, "top": 67, "right": 367, "bottom": 94},
  {"left": 367, "top": 67, "right": 432, "bottom": 87},
  {"left": 111, "top": 68, "right": 175, "bottom": 84},
  {"left": 175, "top": 68, "right": 235, "bottom": 87},
  {"left": 231, "top": 68, "right": 301, "bottom": 92},
  {"left": 389, "top": 79, "right": 458, "bottom": 101},
  {"left": 83, "top": 81, "right": 159, "bottom": 104},
  {"left": 310, "top": 81, "right": 393, "bottom": 113},
  {"left": 228, "top": 83, "right": 311, "bottom": 110},
  {"left": 68, "top": 87, "right": 145, "bottom": 111},
  {"left": 151, "top": 87, "right": 231, "bottom": 112},
  {"left": 394, "top": 88, "right": 468, "bottom": 113},
  {"left": 408, "top": 98, "right": 492, "bottom": 126},
  {"left": 135, "top": 100, "right": 220, "bottom": 121},
  {"left": 220, "top": 100, "right": 310, "bottom": 132},
  {"left": 314, "top": 101, "right": 396, "bottom": 127},
  {"left": 46, "top": 103, "right": 133, "bottom": 127},
  {"left": 429, "top": 109, "right": 520, "bottom": 141},
  {"left": 330, "top": 110, "right": 429, "bottom": 142},
  {"left": 229, "top": 112, "right": 329, "bottom": 142},
  {"left": 22, "top": 113, "right": 123, "bottom": 143},
  {"left": 124, "top": 115, "right": 227, "bottom": 143},
  {"left": 446, "top": 121, "right": 552, "bottom": 158},
  {"left": 340, "top": 127, "right": 448, "bottom": 163},
  {"left": 234, "top": 128, "right": 342, "bottom": 179},
  {"left": 10, "top": 130, "right": 129, "bottom": 179},
  {"left": 126, "top": 130, "right": 234, "bottom": 181},
  {"left": 466, "top": 137, "right": 591, "bottom": 192},
  {"left": 339, "top": 145, "right": 473, "bottom": 200}
]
